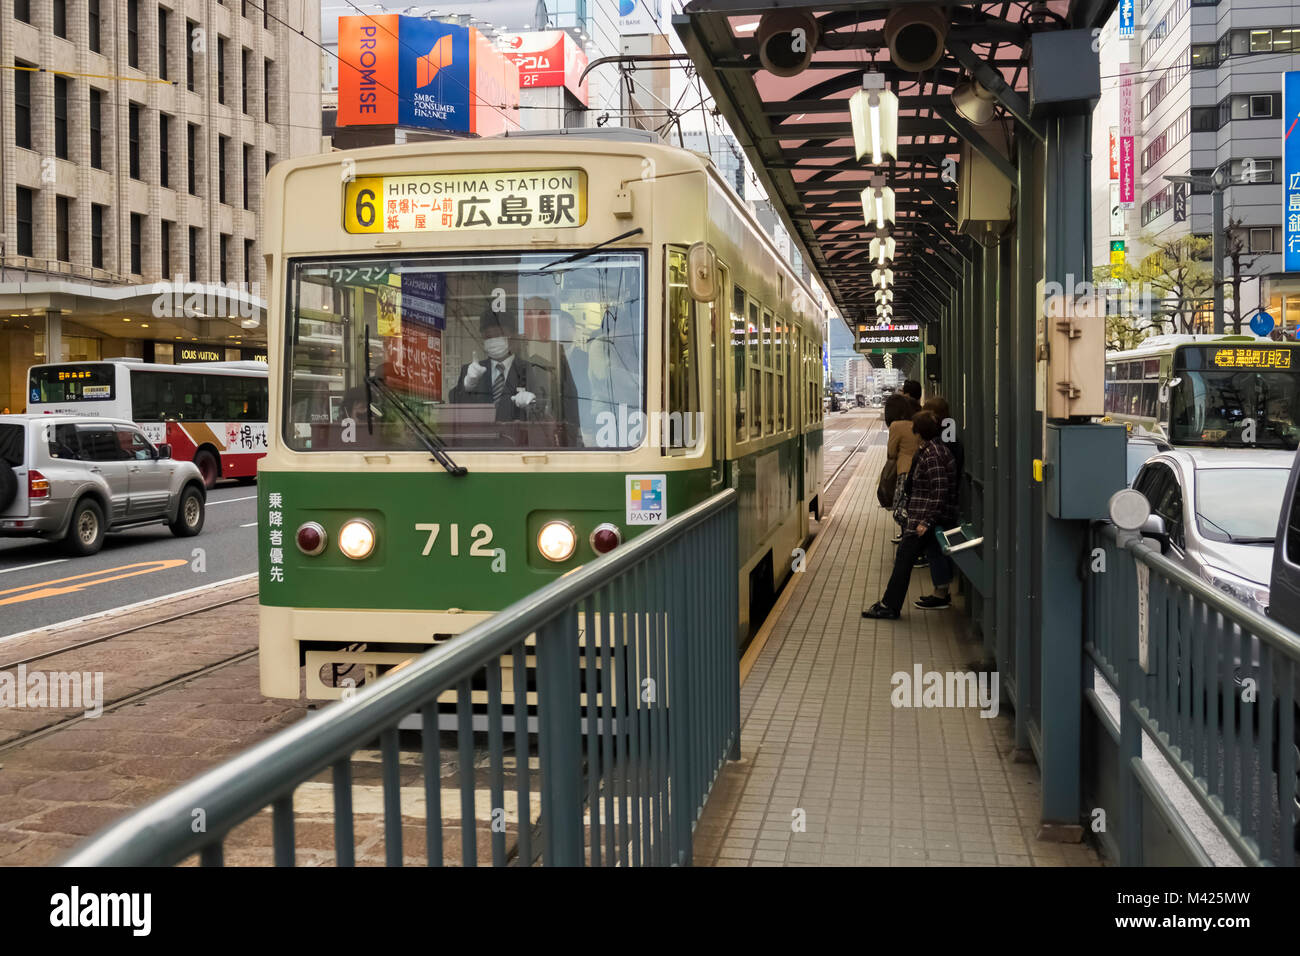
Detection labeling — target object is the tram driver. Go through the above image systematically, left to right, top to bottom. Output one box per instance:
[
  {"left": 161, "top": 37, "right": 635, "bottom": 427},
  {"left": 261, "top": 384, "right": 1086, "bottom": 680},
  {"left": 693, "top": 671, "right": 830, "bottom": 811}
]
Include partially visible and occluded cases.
[{"left": 449, "top": 305, "right": 583, "bottom": 445}]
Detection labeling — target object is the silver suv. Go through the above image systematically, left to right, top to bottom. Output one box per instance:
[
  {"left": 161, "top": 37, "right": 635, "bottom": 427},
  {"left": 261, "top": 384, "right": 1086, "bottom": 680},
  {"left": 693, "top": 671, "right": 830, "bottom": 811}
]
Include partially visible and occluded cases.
[{"left": 0, "top": 415, "right": 207, "bottom": 556}]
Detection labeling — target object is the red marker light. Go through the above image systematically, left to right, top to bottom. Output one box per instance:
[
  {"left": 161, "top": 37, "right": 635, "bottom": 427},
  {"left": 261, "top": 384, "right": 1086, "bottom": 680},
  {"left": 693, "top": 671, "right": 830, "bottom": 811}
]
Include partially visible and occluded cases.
[
  {"left": 296, "top": 521, "right": 327, "bottom": 556},
  {"left": 590, "top": 523, "right": 622, "bottom": 555}
]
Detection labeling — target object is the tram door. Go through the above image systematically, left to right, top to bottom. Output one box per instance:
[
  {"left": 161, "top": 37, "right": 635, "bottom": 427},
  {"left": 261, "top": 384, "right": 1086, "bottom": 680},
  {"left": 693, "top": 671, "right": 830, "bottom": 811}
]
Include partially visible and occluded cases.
[{"left": 710, "top": 265, "right": 729, "bottom": 491}]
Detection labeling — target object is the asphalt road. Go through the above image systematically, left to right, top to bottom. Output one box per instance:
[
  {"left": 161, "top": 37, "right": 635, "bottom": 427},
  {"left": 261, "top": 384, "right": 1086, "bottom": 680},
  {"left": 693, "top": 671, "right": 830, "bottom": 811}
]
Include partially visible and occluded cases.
[{"left": 0, "top": 483, "right": 258, "bottom": 640}]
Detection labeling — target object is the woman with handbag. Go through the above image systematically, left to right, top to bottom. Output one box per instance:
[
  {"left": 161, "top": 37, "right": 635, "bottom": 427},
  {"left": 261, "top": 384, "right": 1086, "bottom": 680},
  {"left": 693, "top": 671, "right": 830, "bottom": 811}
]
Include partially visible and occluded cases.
[{"left": 882, "top": 391, "right": 920, "bottom": 544}]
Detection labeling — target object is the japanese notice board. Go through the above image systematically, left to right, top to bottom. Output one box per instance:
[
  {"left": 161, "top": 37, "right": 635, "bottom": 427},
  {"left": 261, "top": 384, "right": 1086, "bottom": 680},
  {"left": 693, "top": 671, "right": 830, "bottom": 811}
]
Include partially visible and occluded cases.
[{"left": 344, "top": 169, "right": 588, "bottom": 234}]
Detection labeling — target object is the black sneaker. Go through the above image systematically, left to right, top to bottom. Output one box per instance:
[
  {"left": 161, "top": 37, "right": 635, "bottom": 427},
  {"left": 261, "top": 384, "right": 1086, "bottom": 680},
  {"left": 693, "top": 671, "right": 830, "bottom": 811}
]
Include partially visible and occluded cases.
[
  {"left": 891, "top": 533, "right": 903, "bottom": 544},
  {"left": 913, "top": 557, "right": 929, "bottom": 568},
  {"left": 913, "top": 595, "right": 952, "bottom": 610},
  {"left": 862, "top": 602, "right": 900, "bottom": 620}
]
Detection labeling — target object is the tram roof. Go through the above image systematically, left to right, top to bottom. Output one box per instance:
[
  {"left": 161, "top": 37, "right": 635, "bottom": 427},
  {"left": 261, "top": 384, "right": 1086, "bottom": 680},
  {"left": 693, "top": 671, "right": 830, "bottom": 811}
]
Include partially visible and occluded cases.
[{"left": 673, "top": 0, "right": 1118, "bottom": 331}]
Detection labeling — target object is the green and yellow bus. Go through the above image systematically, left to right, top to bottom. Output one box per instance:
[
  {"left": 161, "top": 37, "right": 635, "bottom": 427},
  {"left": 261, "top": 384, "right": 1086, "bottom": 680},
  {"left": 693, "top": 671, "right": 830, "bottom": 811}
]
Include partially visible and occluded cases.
[
  {"left": 257, "top": 132, "right": 827, "bottom": 699},
  {"left": 1105, "top": 334, "right": 1300, "bottom": 449}
]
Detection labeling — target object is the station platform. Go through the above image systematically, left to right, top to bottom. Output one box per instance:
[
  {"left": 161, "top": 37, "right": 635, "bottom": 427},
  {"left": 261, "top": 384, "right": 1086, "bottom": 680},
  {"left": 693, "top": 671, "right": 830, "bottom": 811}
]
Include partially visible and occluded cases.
[{"left": 693, "top": 442, "right": 1104, "bottom": 867}]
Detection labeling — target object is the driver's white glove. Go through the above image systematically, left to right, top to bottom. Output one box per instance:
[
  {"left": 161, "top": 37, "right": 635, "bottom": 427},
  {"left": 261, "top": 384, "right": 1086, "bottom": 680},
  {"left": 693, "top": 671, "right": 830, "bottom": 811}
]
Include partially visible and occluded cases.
[
  {"left": 464, "top": 361, "right": 487, "bottom": 389},
  {"left": 512, "top": 388, "right": 536, "bottom": 408}
]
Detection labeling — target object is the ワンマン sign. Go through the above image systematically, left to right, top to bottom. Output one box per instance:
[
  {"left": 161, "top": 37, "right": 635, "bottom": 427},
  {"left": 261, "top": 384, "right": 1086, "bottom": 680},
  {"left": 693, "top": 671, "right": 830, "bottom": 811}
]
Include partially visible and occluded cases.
[{"left": 337, "top": 15, "right": 519, "bottom": 135}]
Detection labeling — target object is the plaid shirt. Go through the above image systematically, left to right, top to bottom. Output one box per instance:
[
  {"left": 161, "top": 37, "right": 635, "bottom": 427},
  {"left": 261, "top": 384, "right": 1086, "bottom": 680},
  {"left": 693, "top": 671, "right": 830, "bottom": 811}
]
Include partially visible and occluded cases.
[{"left": 906, "top": 439, "right": 957, "bottom": 533}]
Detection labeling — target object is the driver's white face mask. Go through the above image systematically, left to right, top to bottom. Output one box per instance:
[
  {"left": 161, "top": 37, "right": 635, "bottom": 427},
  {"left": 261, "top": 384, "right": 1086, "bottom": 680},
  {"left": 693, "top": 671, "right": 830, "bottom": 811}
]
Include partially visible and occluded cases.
[{"left": 484, "top": 337, "right": 510, "bottom": 361}]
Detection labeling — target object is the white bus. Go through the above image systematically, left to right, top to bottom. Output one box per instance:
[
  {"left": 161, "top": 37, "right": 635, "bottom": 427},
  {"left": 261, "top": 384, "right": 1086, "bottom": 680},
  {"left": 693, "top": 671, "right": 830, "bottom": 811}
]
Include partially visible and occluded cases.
[{"left": 27, "top": 359, "right": 269, "bottom": 487}]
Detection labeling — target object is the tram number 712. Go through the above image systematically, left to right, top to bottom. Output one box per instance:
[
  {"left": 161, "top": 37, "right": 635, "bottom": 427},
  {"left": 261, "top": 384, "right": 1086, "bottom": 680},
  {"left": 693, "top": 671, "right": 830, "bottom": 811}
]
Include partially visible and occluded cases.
[{"left": 415, "top": 523, "right": 495, "bottom": 557}]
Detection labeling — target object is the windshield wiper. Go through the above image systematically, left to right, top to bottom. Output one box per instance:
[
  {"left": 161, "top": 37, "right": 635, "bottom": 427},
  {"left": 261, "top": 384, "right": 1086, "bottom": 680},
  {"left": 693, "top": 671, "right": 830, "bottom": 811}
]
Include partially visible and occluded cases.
[
  {"left": 541, "top": 227, "right": 643, "bottom": 271},
  {"left": 363, "top": 324, "right": 467, "bottom": 477},
  {"left": 1195, "top": 511, "right": 1236, "bottom": 541}
]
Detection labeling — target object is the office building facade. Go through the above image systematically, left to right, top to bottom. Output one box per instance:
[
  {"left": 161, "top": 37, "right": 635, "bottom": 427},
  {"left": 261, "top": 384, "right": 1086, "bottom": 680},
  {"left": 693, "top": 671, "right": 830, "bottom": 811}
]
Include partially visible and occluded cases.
[{"left": 0, "top": 0, "right": 323, "bottom": 412}]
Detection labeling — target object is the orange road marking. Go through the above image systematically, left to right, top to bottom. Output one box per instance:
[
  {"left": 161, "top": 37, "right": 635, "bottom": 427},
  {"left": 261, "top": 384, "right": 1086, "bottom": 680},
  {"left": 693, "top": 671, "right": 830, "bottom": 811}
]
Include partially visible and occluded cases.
[{"left": 0, "top": 560, "right": 189, "bottom": 607}]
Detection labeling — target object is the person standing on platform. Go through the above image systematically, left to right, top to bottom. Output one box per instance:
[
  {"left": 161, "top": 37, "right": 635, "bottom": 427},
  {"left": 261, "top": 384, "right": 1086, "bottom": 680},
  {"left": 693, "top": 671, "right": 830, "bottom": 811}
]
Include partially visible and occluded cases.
[
  {"left": 883, "top": 392, "right": 920, "bottom": 544},
  {"left": 863, "top": 411, "right": 958, "bottom": 619}
]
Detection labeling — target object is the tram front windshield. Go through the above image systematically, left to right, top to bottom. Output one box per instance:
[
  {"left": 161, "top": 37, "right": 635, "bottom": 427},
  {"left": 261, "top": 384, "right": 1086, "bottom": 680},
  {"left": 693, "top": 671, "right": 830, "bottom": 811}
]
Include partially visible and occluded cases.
[
  {"left": 283, "top": 251, "right": 645, "bottom": 451},
  {"left": 1169, "top": 345, "right": 1300, "bottom": 449}
]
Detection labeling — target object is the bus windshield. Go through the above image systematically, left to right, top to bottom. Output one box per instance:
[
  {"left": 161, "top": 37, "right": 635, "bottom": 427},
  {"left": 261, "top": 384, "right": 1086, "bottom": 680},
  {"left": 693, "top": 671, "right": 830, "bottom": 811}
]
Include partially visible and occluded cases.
[
  {"left": 283, "top": 251, "right": 646, "bottom": 451},
  {"left": 1169, "top": 346, "right": 1300, "bottom": 449},
  {"left": 29, "top": 364, "right": 116, "bottom": 403}
]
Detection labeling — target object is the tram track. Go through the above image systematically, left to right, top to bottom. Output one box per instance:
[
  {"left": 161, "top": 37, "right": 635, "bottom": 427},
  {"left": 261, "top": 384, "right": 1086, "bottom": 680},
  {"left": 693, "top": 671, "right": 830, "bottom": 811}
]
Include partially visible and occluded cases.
[{"left": 0, "top": 648, "right": 259, "bottom": 756}]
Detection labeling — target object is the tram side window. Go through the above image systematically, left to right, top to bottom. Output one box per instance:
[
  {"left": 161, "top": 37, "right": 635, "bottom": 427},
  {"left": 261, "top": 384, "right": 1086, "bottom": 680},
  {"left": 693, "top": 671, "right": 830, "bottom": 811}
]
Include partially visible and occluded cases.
[
  {"left": 664, "top": 249, "right": 698, "bottom": 454},
  {"left": 732, "top": 285, "right": 747, "bottom": 443},
  {"left": 748, "top": 301, "right": 761, "bottom": 440},
  {"left": 762, "top": 309, "right": 775, "bottom": 435}
]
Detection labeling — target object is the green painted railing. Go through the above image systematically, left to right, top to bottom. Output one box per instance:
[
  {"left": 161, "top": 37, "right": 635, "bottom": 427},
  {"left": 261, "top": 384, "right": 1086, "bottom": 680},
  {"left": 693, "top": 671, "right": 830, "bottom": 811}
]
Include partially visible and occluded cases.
[
  {"left": 63, "top": 490, "right": 740, "bottom": 867},
  {"left": 1086, "top": 523, "right": 1299, "bottom": 866}
]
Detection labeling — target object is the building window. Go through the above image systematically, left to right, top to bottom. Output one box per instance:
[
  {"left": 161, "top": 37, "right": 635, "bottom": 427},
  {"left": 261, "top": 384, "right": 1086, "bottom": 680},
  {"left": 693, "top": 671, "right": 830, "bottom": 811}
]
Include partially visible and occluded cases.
[
  {"left": 15, "top": 0, "right": 30, "bottom": 22},
  {"left": 54, "top": 0, "right": 67, "bottom": 37},
  {"left": 88, "top": 0, "right": 101, "bottom": 52},
  {"left": 128, "top": 0, "right": 139, "bottom": 68},
  {"left": 264, "top": 0, "right": 269, "bottom": 29},
  {"left": 158, "top": 6, "right": 169, "bottom": 80},
  {"left": 187, "top": 20, "right": 198, "bottom": 92},
  {"left": 218, "top": 37, "right": 227, "bottom": 105},
  {"left": 1191, "top": 44, "right": 1216, "bottom": 68},
  {"left": 242, "top": 48, "right": 252, "bottom": 114},
  {"left": 264, "top": 59, "right": 272, "bottom": 120},
  {"left": 15, "top": 62, "right": 32, "bottom": 150},
  {"left": 54, "top": 76, "right": 69, "bottom": 160},
  {"left": 89, "top": 89, "right": 103, "bottom": 169},
  {"left": 1250, "top": 94, "right": 1277, "bottom": 118},
  {"left": 129, "top": 103, "right": 142, "bottom": 180},
  {"left": 1191, "top": 106, "right": 1217, "bottom": 131},
  {"left": 159, "top": 114, "right": 171, "bottom": 188},
  {"left": 187, "top": 123, "right": 198, "bottom": 195},
  {"left": 219, "top": 136, "right": 229, "bottom": 204},
  {"left": 242, "top": 143, "right": 252, "bottom": 209},
  {"left": 265, "top": 152, "right": 275, "bottom": 178},
  {"left": 1235, "top": 158, "right": 1276, "bottom": 184},
  {"left": 1142, "top": 186, "right": 1173, "bottom": 226},
  {"left": 16, "top": 188, "right": 34, "bottom": 257},
  {"left": 56, "top": 197, "right": 71, "bottom": 263},
  {"left": 92, "top": 204, "right": 105, "bottom": 269},
  {"left": 130, "top": 214, "right": 144, "bottom": 275},
  {"left": 161, "top": 220, "right": 172, "bottom": 277},
  {"left": 189, "top": 226, "right": 199, "bottom": 282},
  {"left": 1249, "top": 227, "right": 1276, "bottom": 253},
  {"left": 220, "top": 234, "right": 230, "bottom": 282},
  {"left": 244, "top": 239, "right": 254, "bottom": 281}
]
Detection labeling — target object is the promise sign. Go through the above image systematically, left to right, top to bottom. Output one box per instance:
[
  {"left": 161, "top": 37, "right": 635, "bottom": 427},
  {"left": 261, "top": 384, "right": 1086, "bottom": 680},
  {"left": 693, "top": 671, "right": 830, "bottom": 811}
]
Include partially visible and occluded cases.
[{"left": 338, "top": 15, "right": 399, "bottom": 126}]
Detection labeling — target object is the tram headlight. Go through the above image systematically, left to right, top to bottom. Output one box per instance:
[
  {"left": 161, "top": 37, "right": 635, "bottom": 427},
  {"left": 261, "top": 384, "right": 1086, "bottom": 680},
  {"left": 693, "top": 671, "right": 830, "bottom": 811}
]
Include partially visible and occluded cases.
[
  {"left": 338, "top": 519, "right": 377, "bottom": 560},
  {"left": 537, "top": 520, "right": 577, "bottom": 563},
  {"left": 296, "top": 521, "right": 328, "bottom": 556}
]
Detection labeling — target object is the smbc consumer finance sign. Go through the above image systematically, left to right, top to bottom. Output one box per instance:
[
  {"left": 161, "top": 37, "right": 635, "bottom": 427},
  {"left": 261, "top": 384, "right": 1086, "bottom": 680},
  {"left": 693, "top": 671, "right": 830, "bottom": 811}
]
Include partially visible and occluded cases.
[{"left": 345, "top": 170, "right": 588, "bottom": 234}]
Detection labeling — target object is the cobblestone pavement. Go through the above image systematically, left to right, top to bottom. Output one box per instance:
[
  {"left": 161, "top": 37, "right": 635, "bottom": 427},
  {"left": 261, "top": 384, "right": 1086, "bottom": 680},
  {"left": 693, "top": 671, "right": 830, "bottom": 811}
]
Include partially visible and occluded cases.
[{"left": 694, "top": 444, "right": 1105, "bottom": 867}]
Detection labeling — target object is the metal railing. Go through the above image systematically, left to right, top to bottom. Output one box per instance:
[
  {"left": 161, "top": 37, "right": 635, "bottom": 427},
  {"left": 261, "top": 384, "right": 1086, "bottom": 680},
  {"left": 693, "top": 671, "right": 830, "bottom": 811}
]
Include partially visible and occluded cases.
[
  {"left": 63, "top": 490, "right": 740, "bottom": 867},
  {"left": 1086, "top": 523, "right": 1300, "bottom": 866}
]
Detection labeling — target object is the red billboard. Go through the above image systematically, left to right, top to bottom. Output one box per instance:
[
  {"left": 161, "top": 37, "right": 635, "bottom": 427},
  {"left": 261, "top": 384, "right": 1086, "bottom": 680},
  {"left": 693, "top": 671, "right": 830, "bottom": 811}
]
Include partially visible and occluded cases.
[{"left": 500, "top": 31, "right": 589, "bottom": 106}]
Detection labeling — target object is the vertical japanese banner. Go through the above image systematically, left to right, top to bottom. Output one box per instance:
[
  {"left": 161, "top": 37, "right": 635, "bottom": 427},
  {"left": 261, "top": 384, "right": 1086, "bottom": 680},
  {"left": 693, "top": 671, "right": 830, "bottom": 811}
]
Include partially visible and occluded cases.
[
  {"left": 1118, "top": 0, "right": 1134, "bottom": 38},
  {"left": 1119, "top": 64, "right": 1135, "bottom": 207},
  {"left": 1284, "top": 70, "right": 1300, "bottom": 272},
  {"left": 1109, "top": 127, "right": 1120, "bottom": 181}
]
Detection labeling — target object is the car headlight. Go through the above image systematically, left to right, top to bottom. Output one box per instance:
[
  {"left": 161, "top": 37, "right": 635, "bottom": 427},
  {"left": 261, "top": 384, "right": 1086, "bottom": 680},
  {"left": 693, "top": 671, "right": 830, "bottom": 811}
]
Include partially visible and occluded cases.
[
  {"left": 338, "top": 519, "right": 376, "bottom": 560},
  {"left": 537, "top": 520, "right": 577, "bottom": 563},
  {"left": 1201, "top": 566, "right": 1269, "bottom": 614}
]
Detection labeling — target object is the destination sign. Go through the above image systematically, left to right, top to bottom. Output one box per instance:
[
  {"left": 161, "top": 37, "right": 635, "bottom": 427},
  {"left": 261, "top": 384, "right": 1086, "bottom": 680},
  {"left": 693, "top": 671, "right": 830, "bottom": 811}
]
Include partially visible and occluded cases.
[
  {"left": 344, "top": 170, "right": 588, "bottom": 234},
  {"left": 858, "top": 323, "right": 921, "bottom": 349},
  {"left": 1212, "top": 347, "right": 1292, "bottom": 369}
]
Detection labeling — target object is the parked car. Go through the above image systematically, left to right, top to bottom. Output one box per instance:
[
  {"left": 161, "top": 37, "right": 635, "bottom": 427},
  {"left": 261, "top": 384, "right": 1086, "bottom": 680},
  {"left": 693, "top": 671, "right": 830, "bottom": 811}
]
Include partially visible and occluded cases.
[
  {"left": 0, "top": 415, "right": 207, "bottom": 556},
  {"left": 1125, "top": 435, "right": 1168, "bottom": 487},
  {"left": 1134, "top": 447, "right": 1293, "bottom": 615}
]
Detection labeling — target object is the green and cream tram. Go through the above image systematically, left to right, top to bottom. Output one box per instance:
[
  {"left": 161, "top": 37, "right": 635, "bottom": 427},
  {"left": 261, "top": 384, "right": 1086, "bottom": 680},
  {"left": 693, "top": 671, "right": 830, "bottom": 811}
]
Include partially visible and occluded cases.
[
  {"left": 258, "top": 131, "right": 826, "bottom": 699},
  {"left": 1105, "top": 334, "right": 1300, "bottom": 449}
]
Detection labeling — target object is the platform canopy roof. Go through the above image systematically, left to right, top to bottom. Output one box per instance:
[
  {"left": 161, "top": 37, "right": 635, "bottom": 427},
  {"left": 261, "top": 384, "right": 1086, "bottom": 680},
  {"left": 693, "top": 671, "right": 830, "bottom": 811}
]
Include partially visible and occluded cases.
[{"left": 674, "top": 0, "right": 1117, "bottom": 331}]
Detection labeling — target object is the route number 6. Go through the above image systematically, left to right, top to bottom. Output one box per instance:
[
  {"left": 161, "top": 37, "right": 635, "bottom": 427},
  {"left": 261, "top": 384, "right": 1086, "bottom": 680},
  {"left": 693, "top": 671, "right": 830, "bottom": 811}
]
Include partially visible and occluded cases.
[{"left": 416, "top": 523, "right": 495, "bottom": 557}]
